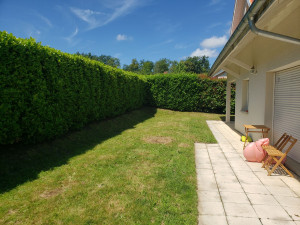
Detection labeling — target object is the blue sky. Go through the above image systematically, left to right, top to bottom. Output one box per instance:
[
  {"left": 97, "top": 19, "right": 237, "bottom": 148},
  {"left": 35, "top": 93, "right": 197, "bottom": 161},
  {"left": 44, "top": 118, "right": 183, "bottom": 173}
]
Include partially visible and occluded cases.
[{"left": 0, "top": 0, "right": 235, "bottom": 67}]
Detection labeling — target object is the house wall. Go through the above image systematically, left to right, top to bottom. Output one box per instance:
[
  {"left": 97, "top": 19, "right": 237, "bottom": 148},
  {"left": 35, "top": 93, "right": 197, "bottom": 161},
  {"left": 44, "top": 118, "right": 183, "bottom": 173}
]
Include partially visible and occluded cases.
[
  {"left": 233, "top": 37, "right": 300, "bottom": 174},
  {"left": 234, "top": 37, "right": 300, "bottom": 139}
]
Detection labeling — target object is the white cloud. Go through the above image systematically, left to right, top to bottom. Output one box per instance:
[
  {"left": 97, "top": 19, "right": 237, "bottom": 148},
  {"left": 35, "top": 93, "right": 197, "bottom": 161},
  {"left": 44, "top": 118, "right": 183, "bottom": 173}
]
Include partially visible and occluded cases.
[
  {"left": 70, "top": 0, "right": 141, "bottom": 30},
  {"left": 209, "top": 0, "right": 221, "bottom": 6},
  {"left": 70, "top": 8, "right": 104, "bottom": 29},
  {"left": 38, "top": 14, "right": 53, "bottom": 27},
  {"left": 64, "top": 27, "right": 79, "bottom": 45},
  {"left": 116, "top": 34, "right": 132, "bottom": 41},
  {"left": 200, "top": 35, "right": 228, "bottom": 48},
  {"left": 175, "top": 44, "right": 188, "bottom": 49},
  {"left": 190, "top": 48, "right": 218, "bottom": 58}
]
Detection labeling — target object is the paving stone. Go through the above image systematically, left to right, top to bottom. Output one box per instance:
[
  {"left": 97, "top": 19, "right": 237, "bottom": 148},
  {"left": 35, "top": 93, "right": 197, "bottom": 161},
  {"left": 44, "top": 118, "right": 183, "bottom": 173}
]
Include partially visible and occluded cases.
[
  {"left": 196, "top": 121, "right": 300, "bottom": 225},
  {"left": 195, "top": 143, "right": 207, "bottom": 149},
  {"left": 196, "top": 163, "right": 213, "bottom": 169},
  {"left": 196, "top": 168, "right": 214, "bottom": 175},
  {"left": 234, "top": 170, "right": 258, "bottom": 179},
  {"left": 197, "top": 174, "right": 216, "bottom": 184},
  {"left": 215, "top": 174, "right": 239, "bottom": 184},
  {"left": 237, "top": 176, "right": 262, "bottom": 185},
  {"left": 260, "top": 177, "right": 288, "bottom": 187},
  {"left": 197, "top": 179, "right": 218, "bottom": 192},
  {"left": 218, "top": 182, "right": 244, "bottom": 193},
  {"left": 241, "top": 184, "right": 270, "bottom": 194},
  {"left": 266, "top": 186, "right": 298, "bottom": 197},
  {"left": 198, "top": 191, "right": 221, "bottom": 202},
  {"left": 220, "top": 191, "right": 250, "bottom": 204},
  {"left": 247, "top": 193, "right": 279, "bottom": 205},
  {"left": 274, "top": 195, "right": 300, "bottom": 207},
  {"left": 198, "top": 201, "right": 225, "bottom": 216},
  {"left": 223, "top": 202, "right": 257, "bottom": 218},
  {"left": 253, "top": 204, "right": 292, "bottom": 220},
  {"left": 282, "top": 205, "right": 300, "bottom": 221},
  {"left": 198, "top": 215, "right": 228, "bottom": 225},
  {"left": 227, "top": 216, "right": 261, "bottom": 225},
  {"left": 261, "top": 219, "right": 297, "bottom": 225}
]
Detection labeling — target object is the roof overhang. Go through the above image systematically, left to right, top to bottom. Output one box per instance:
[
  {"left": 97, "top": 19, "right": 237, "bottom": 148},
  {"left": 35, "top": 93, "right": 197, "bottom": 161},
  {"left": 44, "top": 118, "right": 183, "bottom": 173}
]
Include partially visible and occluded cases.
[{"left": 209, "top": 0, "right": 274, "bottom": 77}]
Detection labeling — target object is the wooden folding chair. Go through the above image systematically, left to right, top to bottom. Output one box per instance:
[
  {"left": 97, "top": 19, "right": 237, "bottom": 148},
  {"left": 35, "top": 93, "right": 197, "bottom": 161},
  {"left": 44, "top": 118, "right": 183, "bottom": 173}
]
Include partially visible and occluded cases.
[
  {"left": 261, "top": 133, "right": 289, "bottom": 168},
  {"left": 273, "top": 133, "right": 290, "bottom": 150},
  {"left": 262, "top": 136, "right": 297, "bottom": 177}
]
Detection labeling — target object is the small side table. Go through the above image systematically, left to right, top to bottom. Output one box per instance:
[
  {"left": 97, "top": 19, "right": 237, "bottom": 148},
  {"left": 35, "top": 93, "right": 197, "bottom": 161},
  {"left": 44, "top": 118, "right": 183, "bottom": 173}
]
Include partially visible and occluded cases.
[{"left": 243, "top": 125, "right": 270, "bottom": 149}]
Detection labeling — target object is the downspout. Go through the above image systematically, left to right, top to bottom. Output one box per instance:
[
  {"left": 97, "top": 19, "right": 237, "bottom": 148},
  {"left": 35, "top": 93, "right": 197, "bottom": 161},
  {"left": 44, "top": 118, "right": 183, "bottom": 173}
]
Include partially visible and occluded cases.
[
  {"left": 209, "top": 0, "right": 268, "bottom": 76},
  {"left": 248, "top": 16, "right": 300, "bottom": 45}
]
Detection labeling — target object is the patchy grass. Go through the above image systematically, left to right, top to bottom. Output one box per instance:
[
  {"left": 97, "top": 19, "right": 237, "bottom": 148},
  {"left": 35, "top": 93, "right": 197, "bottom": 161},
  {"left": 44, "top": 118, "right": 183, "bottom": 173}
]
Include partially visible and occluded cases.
[{"left": 0, "top": 107, "right": 221, "bottom": 224}]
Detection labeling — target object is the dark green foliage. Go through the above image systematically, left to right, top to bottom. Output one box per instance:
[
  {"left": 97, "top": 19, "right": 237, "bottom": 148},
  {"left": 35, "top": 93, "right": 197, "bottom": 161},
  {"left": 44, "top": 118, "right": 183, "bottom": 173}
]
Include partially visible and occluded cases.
[
  {"left": 0, "top": 31, "right": 146, "bottom": 144},
  {"left": 75, "top": 52, "right": 121, "bottom": 68},
  {"left": 169, "top": 56, "right": 210, "bottom": 74},
  {"left": 123, "top": 58, "right": 139, "bottom": 72},
  {"left": 154, "top": 58, "right": 171, "bottom": 74},
  {"left": 146, "top": 73, "right": 235, "bottom": 114}
]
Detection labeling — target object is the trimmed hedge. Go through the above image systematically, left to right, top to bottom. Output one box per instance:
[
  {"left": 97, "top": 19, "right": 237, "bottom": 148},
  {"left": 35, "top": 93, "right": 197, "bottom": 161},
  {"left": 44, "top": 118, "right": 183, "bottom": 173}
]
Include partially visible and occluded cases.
[
  {"left": 0, "top": 31, "right": 146, "bottom": 144},
  {"left": 0, "top": 31, "right": 235, "bottom": 145},
  {"left": 146, "top": 73, "right": 235, "bottom": 114}
]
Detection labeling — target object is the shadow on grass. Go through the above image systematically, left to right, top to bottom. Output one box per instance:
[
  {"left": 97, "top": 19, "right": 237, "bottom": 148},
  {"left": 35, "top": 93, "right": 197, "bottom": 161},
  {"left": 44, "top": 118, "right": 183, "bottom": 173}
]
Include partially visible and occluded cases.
[{"left": 0, "top": 107, "right": 157, "bottom": 194}]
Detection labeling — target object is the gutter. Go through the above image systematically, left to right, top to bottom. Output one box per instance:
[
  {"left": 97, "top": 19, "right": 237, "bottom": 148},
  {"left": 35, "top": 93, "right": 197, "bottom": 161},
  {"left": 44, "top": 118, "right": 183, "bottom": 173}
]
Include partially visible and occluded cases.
[
  {"left": 209, "top": 0, "right": 272, "bottom": 77},
  {"left": 248, "top": 16, "right": 300, "bottom": 45}
]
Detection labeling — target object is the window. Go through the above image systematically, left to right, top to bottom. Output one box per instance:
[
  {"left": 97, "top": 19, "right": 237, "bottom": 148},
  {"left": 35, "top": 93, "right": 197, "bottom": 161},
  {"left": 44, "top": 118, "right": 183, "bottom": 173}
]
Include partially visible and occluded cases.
[{"left": 242, "top": 79, "right": 249, "bottom": 112}]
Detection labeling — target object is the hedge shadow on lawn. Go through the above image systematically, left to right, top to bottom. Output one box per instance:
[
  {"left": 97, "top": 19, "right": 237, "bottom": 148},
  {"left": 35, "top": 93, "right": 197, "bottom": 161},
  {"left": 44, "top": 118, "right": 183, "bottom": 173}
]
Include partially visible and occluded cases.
[{"left": 0, "top": 107, "right": 157, "bottom": 194}]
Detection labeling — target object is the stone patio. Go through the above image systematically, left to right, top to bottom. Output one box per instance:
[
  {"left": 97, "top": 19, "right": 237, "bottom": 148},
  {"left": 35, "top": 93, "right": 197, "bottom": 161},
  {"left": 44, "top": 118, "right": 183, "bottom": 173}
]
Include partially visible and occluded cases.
[{"left": 195, "top": 120, "right": 300, "bottom": 225}]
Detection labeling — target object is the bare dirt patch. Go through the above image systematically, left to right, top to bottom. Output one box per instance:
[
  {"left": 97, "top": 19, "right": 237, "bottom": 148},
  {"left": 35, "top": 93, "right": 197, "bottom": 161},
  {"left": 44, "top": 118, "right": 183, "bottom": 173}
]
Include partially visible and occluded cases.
[
  {"left": 143, "top": 136, "right": 173, "bottom": 144},
  {"left": 178, "top": 143, "right": 190, "bottom": 148},
  {"left": 40, "top": 188, "right": 63, "bottom": 199}
]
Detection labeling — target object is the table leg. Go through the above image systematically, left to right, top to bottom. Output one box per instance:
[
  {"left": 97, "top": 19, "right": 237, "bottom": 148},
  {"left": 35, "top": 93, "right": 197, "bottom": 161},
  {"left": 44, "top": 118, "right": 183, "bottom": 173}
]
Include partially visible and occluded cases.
[{"left": 243, "top": 128, "right": 248, "bottom": 149}]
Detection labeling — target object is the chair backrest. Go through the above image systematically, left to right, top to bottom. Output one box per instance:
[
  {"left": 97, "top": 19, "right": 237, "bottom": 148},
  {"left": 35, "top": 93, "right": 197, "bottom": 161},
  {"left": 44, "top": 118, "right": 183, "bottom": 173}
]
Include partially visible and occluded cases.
[
  {"left": 274, "top": 133, "right": 290, "bottom": 151},
  {"left": 282, "top": 136, "right": 298, "bottom": 155}
]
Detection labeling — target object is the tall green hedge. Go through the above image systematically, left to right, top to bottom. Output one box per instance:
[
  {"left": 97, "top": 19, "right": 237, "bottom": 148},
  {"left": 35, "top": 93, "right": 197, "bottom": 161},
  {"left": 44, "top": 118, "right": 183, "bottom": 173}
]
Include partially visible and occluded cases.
[
  {"left": 0, "top": 31, "right": 146, "bottom": 144},
  {"left": 0, "top": 31, "right": 235, "bottom": 145},
  {"left": 146, "top": 73, "right": 235, "bottom": 114}
]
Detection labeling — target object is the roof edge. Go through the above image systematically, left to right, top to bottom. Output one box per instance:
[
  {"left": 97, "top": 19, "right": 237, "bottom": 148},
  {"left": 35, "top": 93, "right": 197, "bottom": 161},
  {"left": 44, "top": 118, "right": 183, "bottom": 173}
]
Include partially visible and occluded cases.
[{"left": 209, "top": 0, "right": 274, "bottom": 77}]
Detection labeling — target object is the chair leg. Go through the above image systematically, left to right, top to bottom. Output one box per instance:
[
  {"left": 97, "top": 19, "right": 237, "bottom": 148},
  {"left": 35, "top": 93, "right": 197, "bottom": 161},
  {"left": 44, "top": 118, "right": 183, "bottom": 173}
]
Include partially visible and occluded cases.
[
  {"left": 262, "top": 156, "right": 271, "bottom": 169},
  {"left": 268, "top": 157, "right": 284, "bottom": 176},
  {"left": 279, "top": 164, "right": 294, "bottom": 178}
]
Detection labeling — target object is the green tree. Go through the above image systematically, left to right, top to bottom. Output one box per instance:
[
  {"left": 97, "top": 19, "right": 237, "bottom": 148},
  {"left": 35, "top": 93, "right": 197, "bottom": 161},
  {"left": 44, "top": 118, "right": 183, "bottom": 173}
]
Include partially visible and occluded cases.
[
  {"left": 75, "top": 52, "right": 120, "bottom": 68},
  {"left": 182, "top": 56, "right": 210, "bottom": 74},
  {"left": 154, "top": 58, "right": 171, "bottom": 74},
  {"left": 124, "top": 59, "right": 140, "bottom": 72},
  {"left": 139, "top": 60, "right": 154, "bottom": 75}
]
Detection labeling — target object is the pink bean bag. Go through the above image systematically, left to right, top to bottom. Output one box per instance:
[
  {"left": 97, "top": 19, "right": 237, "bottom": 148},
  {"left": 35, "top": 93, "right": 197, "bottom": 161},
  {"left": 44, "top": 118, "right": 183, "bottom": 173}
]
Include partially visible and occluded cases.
[{"left": 243, "top": 138, "right": 269, "bottom": 162}]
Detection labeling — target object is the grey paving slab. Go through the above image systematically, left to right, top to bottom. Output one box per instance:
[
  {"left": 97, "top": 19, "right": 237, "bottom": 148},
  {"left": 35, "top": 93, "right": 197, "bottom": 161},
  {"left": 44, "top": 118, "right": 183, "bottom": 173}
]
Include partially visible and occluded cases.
[
  {"left": 195, "top": 120, "right": 300, "bottom": 225},
  {"left": 215, "top": 174, "right": 239, "bottom": 184},
  {"left": 242, "top": 184, "right": 271, "bottom": 194},
  {"left": 266, "top": 186, "right": 298, "bottom": 197},
  {"left": 198, "top": 191, "right": 221, "bottom": 202},
  {"left": 220, "top": 191, "right": 250, "bottom": 204},
  {"left": 247, "top": 193, "right": 279, "bottom": 205},
  {"left": 274, "top": 195, "right": 300, "bottom": 207},
  {"left": 198, "top": 201, "right": 225, "bottom": 216},
  {"left": 223, "top": 202, "right": 257, "bottom": 218},
  {"left": 253, "top": 204, "right": 292, "bottom": 220},
  {"left": 282, "top": 205, "right": 300, "bottom": 221},
  {"left": 198, "top": 215, "right": 228, "bottom": 225},
  {"left": 227, "top": 216, "right": 262, "bottom": 225},
  {"left": 261, "top": 219, "right": 297, "bottom": 225}
]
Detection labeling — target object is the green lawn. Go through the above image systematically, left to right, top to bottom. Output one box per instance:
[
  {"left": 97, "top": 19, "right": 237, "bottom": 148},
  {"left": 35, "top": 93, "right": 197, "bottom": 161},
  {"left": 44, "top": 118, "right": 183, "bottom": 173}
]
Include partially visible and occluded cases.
[{"left": 0, "top": 107, "right": 222, "bottom": 224}]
